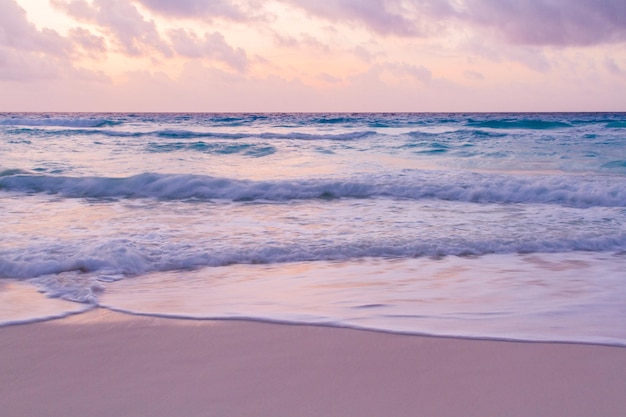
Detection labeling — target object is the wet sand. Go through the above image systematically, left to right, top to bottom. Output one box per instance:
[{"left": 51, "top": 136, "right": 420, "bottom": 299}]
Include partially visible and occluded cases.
[{"left": 1, "top": 308, "right": 625, "bottom": 417}]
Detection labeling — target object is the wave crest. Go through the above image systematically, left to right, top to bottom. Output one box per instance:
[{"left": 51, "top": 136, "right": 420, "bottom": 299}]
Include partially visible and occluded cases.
[
  {"left": 0, "top": 118, "right": 120, "bottom": 128},
  {"left": 466, "top": 119, "right": 572, "bottom": 130},
  {"left": 1, "top": 171, "right": 625, "bottom": 208},
  {"left": 2, "top": 235, "right": 626, "bottom": 283}
]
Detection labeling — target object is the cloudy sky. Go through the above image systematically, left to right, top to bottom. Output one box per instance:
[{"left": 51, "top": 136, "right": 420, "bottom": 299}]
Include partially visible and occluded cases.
[{"left": 1, "top": 0, "right": 625, "bottom": 111}]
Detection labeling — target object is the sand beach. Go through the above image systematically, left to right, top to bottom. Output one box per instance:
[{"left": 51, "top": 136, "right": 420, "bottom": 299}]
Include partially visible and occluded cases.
[{"left": 1, "top": 308, "right": 625, "bottom": 417}]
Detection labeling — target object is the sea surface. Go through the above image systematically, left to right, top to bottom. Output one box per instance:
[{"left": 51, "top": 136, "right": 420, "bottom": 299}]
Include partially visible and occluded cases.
[{"left": 1, "top": 112, "right": 626, "bottom": 345}]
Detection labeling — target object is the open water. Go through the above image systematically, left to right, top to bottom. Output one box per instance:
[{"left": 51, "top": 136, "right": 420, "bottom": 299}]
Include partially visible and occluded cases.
[{"left": 1, "top": 112, "right": 625, "bottom": 345}]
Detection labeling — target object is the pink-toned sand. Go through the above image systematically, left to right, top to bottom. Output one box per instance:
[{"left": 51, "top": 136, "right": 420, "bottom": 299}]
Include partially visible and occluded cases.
[{"left": 1, "top": 309, "right": 625, "bottom": 417}]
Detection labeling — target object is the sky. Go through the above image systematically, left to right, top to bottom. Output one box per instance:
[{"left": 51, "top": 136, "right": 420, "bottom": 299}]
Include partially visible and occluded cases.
[{"left": 1, "top": 0, "right": 625, "bottom": 112}]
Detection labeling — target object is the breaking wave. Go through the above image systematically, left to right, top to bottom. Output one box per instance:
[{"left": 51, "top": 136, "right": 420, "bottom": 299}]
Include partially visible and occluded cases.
[
  {"left": 2, "top": 127, "right": 377, "bottom": 141},
  {"left": 1, "top": 171, "right": 624, "bottom": 208},
  {"left": 2, "top": 234, "right": 626, "bottom": 284}
]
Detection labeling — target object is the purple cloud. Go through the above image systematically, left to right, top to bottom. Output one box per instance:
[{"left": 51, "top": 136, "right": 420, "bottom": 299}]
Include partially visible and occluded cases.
[
  {"left": 0, "top": 0, "right": 71, "bottom": 56},
  {"left": 0, "top": 0, "right": 106, "bottom": 83},
  {"left": 51, "top": 0, "right": 171, "bottom": 56},
  {"left": 136, "top": 0, "right": 248, "bottom": 20},
  {"left": 279, "top": 0, "right": 626, "bottom": 46},
  {"left": 280, "top": 0, "right": 453, "bottom": 37},
  {"left": 462, "top": 0, "right": 626, "bottom": 46},
  {"left": 69, "top": 27, "right": 107, "bottom": 54},
  {"left": 169, "top": 29, "right": 249, "bottom": 71},
  {"left": 272, "top": 32, "right": 331, "bottom": 53},
  {"left": 459, "top": 35, "right": 552, "bottom": 72},
  {"left": 0, "top": 47, "right": 60, "bottom": 81},
  {"left": 605, "top": 57, "right": 623, "bottom": 75},
  {"left": 386, "top": 63, "right": 433, "bottom": 83},
  {"left": 464, "top": 70, "right": 484, "bottom": 80},
  {"left": 317, "top": 72, "right": 342, "bottom": 83}
]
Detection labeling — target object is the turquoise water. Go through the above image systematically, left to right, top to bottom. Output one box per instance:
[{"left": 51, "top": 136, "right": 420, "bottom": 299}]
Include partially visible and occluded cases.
[{"left": 1, "top": 113, "right": 625, "bottom": 344}]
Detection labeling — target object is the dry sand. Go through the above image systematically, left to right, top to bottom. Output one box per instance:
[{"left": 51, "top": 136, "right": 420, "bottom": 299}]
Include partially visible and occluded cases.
[{"left": 1, "top": 308, "right": 625, "bottom": 417}]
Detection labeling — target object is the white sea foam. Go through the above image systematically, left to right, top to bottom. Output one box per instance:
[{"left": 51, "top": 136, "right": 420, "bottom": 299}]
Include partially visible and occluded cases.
[
  {"left": 0, "top": 117, "right": 118, "bottom": 128},
  {"left": 3, "top": 127, "right": 377, "bottom": 140},
  {"left": 1, "top": 171, "right": 624, "bottom": 208},
  {"left": 2, "top": 233, "right": 626, "bottom": 284},
  {"left": 96, "top": 253, "right": 626, "bottom": 346},
  {"left": 0, "top": 281, "right": 93, "bottom": 326}
]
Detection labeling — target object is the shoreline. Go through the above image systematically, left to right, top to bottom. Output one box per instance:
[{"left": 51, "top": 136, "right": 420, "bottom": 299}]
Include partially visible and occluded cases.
[
  {"left": 4, "top": 304, "right": 626, "bottom": 348},
  {"left": 100, "top": 307, "right": 626, "bottom": 348},
  {"left": 2, "top": 308, "right": 626, "bottom": 417}
]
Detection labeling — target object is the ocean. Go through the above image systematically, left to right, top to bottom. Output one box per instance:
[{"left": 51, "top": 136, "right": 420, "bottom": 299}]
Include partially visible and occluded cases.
[{"left": 1, "top": 112, "right": 625, "bottom": 345}]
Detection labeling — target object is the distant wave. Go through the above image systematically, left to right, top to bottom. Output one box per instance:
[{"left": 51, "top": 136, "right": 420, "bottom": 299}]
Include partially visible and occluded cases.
[
  {"left": 2, "top": 114, "right": 624, "bottom": 132},
  {"left": 310, "top": 116, "right": 357, "bottom": 124},
  {"left": 0, "top": 118, "right": 120, "bottom": 128},
  {"left": 466, "top": 119, "right": 572, "bottom": 130},
  {"left": 2, "top": 127, "right": 377, "bottom": 141},
  {"left": 156, "top": 129, "right": 377, "bottom": 140},
  {"left": 407, "top": 129, "right": 508, "bottom": 139},
  {"left": 146, "top": 141, "right": 276, "bottom": 157},
  {"left": 603, "top": 160, "right": 626, "bottom": 169},
  {"left": 0, "top": 168, "right": 30, "bottom": 177},
  {"left": 1, "top": 171, "right": 624, "bottom": 208}
]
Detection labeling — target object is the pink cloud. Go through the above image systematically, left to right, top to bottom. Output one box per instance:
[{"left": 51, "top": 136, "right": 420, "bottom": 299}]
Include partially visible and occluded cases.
[
  {"left": 0, "top": 0, "right": 71, "bottom": 56},
  {"left": 0, "top": 0, "right": 107, "bottom": 83},
  {"left": 50, "top": 0, "right": 249, "bottom": 69},
  {"left": 51, "top": 0, "right": 171, "bottom": 56},
  {"left": 136, "top": 0, "right": 249, "bottom": 21},
  {"left": 279, "top": 0, "right": 451, "bottom": 37},
  {"left": 279, "top": 0, "right": 626, "bottom": 46},
  {"left": 462, "top": 0, "right": 626, "bottom": 46},
  {"left": 69, "top": 27, "right": 107, "bottom": 54},
  {"left": 168, "top": 29, "right": 249, "bottom": 71},
  {"left": 271, "top": 32, "right": 331, "bottom": 53},
  {"left": 0, "top": 48, "right": 60, "bottom": 81},
  {"left": 605, "top": 57, "right": 623, "bottom": 75},
  {"left": 386, "top": 62, "right": 433, "bottom": 83},
  {"left": 464, "top": 70, "right": 484, "bottom": 80},
  {"left": 317, "top": 72, "right": 342, "bottom": 83}
]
